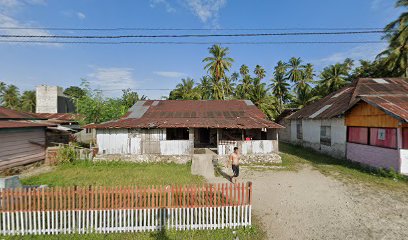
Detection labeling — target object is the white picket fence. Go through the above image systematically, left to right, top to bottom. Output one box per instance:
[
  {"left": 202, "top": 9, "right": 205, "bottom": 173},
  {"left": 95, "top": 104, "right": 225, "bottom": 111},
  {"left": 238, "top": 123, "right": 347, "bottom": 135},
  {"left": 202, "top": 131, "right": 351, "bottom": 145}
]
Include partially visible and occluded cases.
[{"left": 0, "top": 183, "right": 253, "bottom": 236}]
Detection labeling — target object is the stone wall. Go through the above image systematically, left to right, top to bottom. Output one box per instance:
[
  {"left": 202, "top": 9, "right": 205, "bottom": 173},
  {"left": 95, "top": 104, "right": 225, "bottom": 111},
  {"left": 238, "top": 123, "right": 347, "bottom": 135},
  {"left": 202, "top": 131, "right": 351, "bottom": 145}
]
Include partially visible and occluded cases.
[
  {"left": 215, "top": 153, "right": 282, "bottom": 165},
  {"left": 93, "top": 154, "right": 192, "bottom": 164}
]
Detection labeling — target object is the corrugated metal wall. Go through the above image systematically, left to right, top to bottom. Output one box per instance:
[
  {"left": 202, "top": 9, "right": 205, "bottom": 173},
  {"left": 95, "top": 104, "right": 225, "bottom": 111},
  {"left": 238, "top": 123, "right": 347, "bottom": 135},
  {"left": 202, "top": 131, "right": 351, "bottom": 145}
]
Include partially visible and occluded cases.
[
  {"left": 0, "top": 128, "right": 46, "bottom": 170},
  {"left": 97, "top": 129, "right": 193, "bottom": 155},
  {"left": 218, "top": 140, "right": 275, "bottom": 155}
]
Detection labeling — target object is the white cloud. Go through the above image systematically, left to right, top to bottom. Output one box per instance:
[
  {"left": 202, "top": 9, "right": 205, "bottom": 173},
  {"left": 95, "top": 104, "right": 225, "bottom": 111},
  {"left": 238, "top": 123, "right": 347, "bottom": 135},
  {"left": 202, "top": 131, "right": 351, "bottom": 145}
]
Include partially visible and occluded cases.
[
  {"left": 0, "top": 0, "right": 56, "bottom": 46},
  {"left": 149, "top": 0, "right": 175, "bottom": 13},
  {"left": 183, "top": 0, "right": 227, "bottom": 25},
  {"left": 76, "top": 11, "right": 86, "bottom": 20},
  {"left": 312, "top": 43, "right": 387, "bottom": 67},
  {"left": 87, "top": 67, "right": 138, "bottom": 95},
  {"left": 154, "top": 71, "right": 188, "bottom": 78}
]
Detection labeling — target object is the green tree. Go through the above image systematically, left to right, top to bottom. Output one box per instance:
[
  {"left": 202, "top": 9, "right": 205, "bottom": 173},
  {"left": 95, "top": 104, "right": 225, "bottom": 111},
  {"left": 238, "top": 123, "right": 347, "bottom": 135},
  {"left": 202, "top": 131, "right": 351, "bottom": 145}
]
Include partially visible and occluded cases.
[
  {"left": 377, "top": 0, "right": 408, "bottom": 77},
  {"left": 203, "top": 44, "right": 234, "bottom": 83},
  {"left": 287, "top": 57, "right": 304, "bottom": 83},
  {"left": 270, "top": 61, "right": 290, "bottom": 113},
  {"left": 318, "top": 63, "right": 350, "bottom": 95},
  {"left": 239, "top": 64, "right": 250, "bottom": 77},
  {"left": 254, "top": 65, "right": 266, "bottom": 80},
  {"left": 236, "top": 75, "right": 253, "bottom": 99},
  {"left": 197, "top": 76, "right": 212, "bottom": 100},
  {"left": 222, "top": 76, "right": 235, "bottom": 99},
  {"left": 169, "top": 78, "right": 201, "bottom": 100},
  {"left": 250, "top": 78, "right": 269, "bottom": 107},
  {"left": 0, "top": 81, "right": 6, "bottom": 105},
  {"left": 2, "top": 84, "right": 20, "bottom": 110},
  {"left": 63, "top": 86, "right": 86, "bottom": 99},
  {"left": 122, "top": 88, "right": 146, "bottom": 109},
  {"left": 21, "top": 90, "right": 36, "bottom": 112}
]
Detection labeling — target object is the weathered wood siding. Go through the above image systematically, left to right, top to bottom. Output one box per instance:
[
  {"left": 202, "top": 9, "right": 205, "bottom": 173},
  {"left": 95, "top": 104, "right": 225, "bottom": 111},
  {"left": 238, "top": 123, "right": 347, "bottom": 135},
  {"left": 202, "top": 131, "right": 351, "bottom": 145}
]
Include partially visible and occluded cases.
[
  {"left": 346, "top": 102, "right": 399, "bottom": 128},
  {"left": 0, "top": 128, "right": 46, "bottom": 170},
  {"left": 97, "top": 129, "right": 193, "bottom": 155},
  {"left": 218, "top": 140, "right": 275, "bottom": 155}
]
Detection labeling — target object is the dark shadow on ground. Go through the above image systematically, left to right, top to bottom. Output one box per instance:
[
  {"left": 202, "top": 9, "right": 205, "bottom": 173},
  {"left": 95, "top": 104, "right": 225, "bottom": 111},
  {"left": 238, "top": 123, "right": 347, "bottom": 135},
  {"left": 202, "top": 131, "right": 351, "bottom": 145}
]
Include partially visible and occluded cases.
[{"left": 214, "top": 165, "right": 232, "bottom": 182}]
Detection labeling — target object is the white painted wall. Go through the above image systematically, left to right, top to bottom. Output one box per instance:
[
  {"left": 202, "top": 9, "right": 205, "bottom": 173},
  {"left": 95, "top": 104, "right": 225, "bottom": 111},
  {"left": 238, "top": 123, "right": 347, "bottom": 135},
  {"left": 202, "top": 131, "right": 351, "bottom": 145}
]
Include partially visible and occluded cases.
[
  {"left": 289, "top": 117, "right": 346, "bottom": 159},
  {"left": 160, "top": 140, "right": 193, "bottom": 155},
  {"left": 218, "top": 140, "right": 275, "bottom": 155},
  {"left": 400, "top": 150, "right": 408, "bottom": 175}
]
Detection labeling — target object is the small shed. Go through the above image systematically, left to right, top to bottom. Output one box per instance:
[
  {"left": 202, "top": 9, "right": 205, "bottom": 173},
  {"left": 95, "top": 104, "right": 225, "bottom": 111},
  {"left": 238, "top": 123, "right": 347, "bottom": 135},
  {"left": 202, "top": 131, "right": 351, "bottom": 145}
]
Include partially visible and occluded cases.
[{"left": 0, "top": 107, "right": 49, "bottom": 170}]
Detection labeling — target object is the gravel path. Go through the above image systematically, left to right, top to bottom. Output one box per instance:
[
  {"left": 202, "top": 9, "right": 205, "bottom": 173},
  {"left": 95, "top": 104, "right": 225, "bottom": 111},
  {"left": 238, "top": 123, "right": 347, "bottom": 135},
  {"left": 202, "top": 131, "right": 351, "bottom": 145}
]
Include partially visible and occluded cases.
[{"left": 207, "top": 166, "right": 408, "bottom": 240}]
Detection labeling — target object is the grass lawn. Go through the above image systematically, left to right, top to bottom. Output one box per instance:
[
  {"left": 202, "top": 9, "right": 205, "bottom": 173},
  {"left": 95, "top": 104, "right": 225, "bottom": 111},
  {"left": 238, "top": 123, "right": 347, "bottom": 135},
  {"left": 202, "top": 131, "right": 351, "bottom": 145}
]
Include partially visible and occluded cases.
[
  {"left": 279, "top": 142, "right": 408, "bottom": 191},
  {"left": 17, "top": 160, "right": 265, "bottom": 240},
  {"left": 21, "top": 161, "right": 204, "bottom": 187}
]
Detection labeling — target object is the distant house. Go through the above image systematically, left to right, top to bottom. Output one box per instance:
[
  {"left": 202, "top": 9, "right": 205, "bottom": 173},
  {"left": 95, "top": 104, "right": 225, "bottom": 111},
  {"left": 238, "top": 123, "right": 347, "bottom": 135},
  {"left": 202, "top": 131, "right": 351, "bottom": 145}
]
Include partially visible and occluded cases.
[
  {"left": 286, "top": 78, "right": 408, "bottom": 174},
  {"left": 86, "top": 100, "right": 283, "bottom": 162},
  {"left": 0, "top": 107, "right": 50, "bottom": 170},
  {"left": 275, "top": 108, "right": 299, "bottom": 143}
]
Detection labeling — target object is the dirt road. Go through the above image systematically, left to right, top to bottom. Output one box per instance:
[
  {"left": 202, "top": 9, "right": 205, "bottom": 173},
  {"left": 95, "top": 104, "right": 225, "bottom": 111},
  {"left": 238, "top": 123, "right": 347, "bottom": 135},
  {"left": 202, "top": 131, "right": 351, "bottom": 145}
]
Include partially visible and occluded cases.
[{"left": 208, "top": 166, "right": 408, "bottom": 239}]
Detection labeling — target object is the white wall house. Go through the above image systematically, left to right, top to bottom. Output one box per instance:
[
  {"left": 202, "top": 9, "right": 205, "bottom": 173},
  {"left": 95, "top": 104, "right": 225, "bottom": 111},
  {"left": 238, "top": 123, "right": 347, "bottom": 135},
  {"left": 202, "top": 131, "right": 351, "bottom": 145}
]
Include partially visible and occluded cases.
[{"left": 87, "top": 100, "right": 283, "bottom": 162}]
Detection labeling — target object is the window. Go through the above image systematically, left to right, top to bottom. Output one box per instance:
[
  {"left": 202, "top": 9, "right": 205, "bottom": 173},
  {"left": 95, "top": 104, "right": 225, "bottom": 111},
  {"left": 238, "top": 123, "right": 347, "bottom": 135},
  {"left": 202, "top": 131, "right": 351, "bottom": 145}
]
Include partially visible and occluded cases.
[
  {"left": 296, "top": 121, "right": 302, "bottom": 140},
  {"left": 320, "top": 126, "right": 331, "bottom": 146},
  {"left": 347, "top": 127, "right": 368, "bottom": 144},
  {"left": 166, "top": 128, "right": 189, "bottom": 140},
  {"left": 369, "top": 128, "right": 397, "bottom": 149},
  {"left": 403, "top": 128, "right": 408, "bottom": 149}
]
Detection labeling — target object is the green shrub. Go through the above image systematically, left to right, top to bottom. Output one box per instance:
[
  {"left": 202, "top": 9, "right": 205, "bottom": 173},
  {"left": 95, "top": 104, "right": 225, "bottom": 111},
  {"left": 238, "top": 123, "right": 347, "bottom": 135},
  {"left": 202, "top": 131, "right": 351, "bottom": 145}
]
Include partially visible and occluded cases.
[{"left": 56, "top": 143, "right": 78, "bottom": 164}]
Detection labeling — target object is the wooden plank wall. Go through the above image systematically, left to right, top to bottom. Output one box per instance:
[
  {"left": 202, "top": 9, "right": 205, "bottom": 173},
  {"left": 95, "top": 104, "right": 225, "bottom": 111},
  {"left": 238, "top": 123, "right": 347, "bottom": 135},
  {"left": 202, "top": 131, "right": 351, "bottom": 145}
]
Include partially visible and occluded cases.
[
  {"left": 345, "top": 102, "right": 400, "bottom": 128},
  {"left": 0, "top": 128, "right": 46, "bottom": 170}
]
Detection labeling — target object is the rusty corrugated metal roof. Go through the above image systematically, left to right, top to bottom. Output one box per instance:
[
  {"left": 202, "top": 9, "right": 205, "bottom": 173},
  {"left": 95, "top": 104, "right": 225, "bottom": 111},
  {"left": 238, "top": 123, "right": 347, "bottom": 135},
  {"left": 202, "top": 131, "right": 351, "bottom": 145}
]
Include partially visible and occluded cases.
[
  {"left": 289, "top": 78, "right": 408, "bottom": 120},
  {"left": 87, "top": 100, "right": 283, "bottom": 129},
  {"left": 0, "top": 107, "right": 37, "bottom": 120},
  {"left": 31, "top": 113, "right": 79, "bottom": 121},
  {"left": 0, "top": 120, "right": 51, "bottom": 129}
]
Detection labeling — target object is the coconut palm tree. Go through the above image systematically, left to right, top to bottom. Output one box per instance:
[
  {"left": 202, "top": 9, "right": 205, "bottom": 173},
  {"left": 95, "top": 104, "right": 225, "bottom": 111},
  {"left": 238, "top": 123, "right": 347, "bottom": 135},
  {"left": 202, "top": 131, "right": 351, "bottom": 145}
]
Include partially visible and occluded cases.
[
  {"left": 377, "top": 0, "right": 408, "bottom": 77},
  {"left": 203, "top": 44, "right": 234, "bottom": 84},
  {"left": 286, "top": 57, "right": 304, "bottom": 83},
  {"left": 270, "top": 61, "right": 290, "bottom": 113},
  {"left": 294, "top": 63, "right": 315, "bottom": 94},
  {"left": 318, "top": 63, "right": 349, "bottom": 95},
  {"left": 239, "top": 64, "right": 249, "bottom": 77},
  {"left": 254, "top": 65, "right": 266, "bottom": 80},
  {"left": 230, "top": 72, "right": 239, "bottom": 82},
  {"left": 236, "top": 75, "right": 253, "bottom": 99},
  {"left": 198, "top": 76, "right": 212, "bottom": 100},
  {"left": 210, "top": 76, "right": 225, "bottom": 100},
  {"left": 222, "top": 76, "right": 235, "bottom": 99},
  {"left": 169, "top": 78, "right": 200, "bottom": 100},
  {"left": 250, "top": 78, "right": 269, "bottom": 107},
  {"left": 0, "top": 81, "right": 6, "bottom": 105},
  {"left": 2, "top": 84, "right": 20, "bottom": 110},
  {"left": 21, "top": 90, "right": 36, "bottom": 112}
]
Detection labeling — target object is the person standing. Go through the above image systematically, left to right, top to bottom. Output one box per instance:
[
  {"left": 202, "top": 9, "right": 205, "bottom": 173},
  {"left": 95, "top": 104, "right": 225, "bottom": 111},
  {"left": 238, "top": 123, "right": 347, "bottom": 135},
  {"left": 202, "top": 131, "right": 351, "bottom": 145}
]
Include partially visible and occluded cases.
[{"left": 229, "top": 147, "right": 240, "bottom": 183}]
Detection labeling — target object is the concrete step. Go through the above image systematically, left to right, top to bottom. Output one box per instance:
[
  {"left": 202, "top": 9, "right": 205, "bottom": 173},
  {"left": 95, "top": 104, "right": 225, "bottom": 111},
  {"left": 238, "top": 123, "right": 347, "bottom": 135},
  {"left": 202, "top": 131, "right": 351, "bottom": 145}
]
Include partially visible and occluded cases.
[{"left": 191, "top": 153, "right": 215, "bottom": 179}]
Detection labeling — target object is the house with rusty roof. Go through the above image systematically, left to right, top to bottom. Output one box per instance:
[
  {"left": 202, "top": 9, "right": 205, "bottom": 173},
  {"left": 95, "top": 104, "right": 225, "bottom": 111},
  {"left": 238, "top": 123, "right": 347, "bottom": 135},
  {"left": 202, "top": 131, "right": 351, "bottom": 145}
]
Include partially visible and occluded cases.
[
  {"left": 287, "top": 78, "right": 408, "bottom": 174},
  {"left": 86, "top": 100, "right": 283, "bottom": 163},
  {"left": 0, "top": 107, "right": 50, "bottom": 170}
]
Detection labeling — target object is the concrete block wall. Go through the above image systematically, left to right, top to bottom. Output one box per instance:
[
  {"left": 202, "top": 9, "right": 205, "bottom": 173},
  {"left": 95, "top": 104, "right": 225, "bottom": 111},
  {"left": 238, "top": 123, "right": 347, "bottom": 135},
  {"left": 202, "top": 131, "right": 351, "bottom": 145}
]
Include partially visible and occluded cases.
[
  {"left": 36, "top": 85, "right": 64, "bottom": 113},
  {"left": 289, "top": 118, "right": 346, "bottom": 159},
  {"left": 347, "top": 142, "right": 400, "bottom": 172}
]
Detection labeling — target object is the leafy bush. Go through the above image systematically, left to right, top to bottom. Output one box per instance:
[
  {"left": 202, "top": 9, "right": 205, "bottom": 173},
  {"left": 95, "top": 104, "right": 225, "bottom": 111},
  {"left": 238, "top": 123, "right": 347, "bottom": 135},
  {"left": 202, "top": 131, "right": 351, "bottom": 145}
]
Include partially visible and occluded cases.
[{"left": 56, "top": 143, "right": 78, "bottom": 164}]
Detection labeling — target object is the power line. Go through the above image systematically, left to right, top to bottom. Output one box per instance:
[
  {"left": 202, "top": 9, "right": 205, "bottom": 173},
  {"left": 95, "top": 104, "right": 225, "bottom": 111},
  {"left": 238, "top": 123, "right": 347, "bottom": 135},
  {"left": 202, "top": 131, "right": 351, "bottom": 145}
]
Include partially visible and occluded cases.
[
  {"left": 0, "top": 26, "right": 385, "bottom": 31},
  {"left": 0, "top": 30, "right": 385, "bottom": 39},
  {"left": 0, "top": 40, "right": 386, "bottom": 45}
]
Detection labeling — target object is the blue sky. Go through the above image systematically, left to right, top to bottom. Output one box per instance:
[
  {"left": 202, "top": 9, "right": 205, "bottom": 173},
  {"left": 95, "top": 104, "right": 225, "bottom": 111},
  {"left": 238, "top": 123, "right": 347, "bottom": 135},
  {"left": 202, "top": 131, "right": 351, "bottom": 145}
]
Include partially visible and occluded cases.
[{"left": 0, "top": 0, "right": 403, "bottom": 99}]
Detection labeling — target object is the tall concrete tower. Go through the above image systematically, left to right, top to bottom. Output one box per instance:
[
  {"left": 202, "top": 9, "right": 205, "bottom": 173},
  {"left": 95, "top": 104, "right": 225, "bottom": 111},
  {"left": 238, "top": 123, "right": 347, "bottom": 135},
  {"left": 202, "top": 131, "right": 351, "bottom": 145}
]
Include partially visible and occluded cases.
[{"left": 36, "top": 85, "right": 75, "bottom": 113}]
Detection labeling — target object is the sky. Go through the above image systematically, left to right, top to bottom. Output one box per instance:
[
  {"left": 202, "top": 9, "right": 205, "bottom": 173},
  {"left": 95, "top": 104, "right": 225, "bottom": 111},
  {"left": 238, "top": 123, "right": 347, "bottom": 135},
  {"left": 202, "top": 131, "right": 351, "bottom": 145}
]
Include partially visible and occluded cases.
[{"left": 0, "top": 0, "right": 403, "bottom": 99}]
